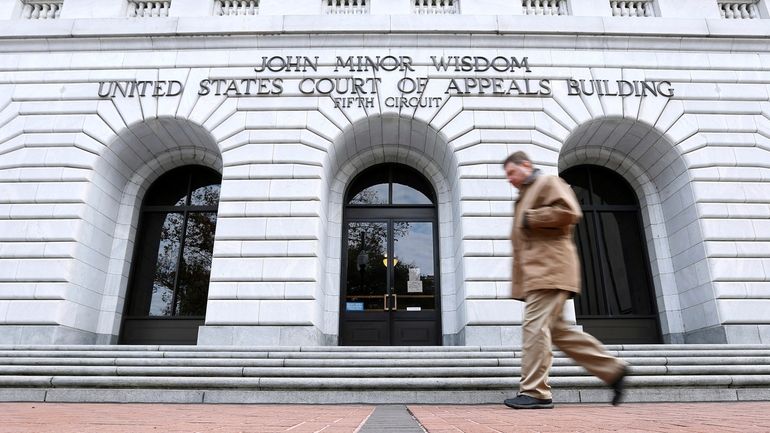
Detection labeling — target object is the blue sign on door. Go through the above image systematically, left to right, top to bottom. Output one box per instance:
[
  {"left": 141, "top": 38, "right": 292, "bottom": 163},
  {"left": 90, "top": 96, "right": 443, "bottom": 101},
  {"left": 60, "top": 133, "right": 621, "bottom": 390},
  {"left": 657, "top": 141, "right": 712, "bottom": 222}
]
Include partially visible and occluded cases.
[{"left": 346, "top": 302, "right": 365, "bottom": 311}]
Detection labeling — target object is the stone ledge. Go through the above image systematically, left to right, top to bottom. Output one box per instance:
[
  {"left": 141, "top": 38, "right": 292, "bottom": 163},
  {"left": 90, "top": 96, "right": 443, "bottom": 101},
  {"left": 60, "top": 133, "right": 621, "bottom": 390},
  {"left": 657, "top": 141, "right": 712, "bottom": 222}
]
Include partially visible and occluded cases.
[
  {"left": 0, "top": 15, "right": 769, "bottom": 41},
  {"left": 1, "top": 33, "right": 769, "bottom": 55}
]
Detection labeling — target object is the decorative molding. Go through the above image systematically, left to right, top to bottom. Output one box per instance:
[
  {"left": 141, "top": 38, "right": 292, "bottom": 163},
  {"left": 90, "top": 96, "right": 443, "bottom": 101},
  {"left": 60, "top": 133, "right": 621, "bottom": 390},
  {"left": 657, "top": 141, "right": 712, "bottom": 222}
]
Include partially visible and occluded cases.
[
  {"left": 20, "top": 0, "right": 62, "bottom": 19},
  {"left": 216, "top": 0, "right": 259, "bottom": 16},
  {"left": 413, "top": 0, "right": 459, "bottom": 15},
  {"left": 522, "top": 0, "right": 568, "bottom": 16},
  {"left": 610, "top": 0, "right": 655, "bottom": 17},
  {"left": 127, "top": 1, "right": 172, "bottom": 18}
]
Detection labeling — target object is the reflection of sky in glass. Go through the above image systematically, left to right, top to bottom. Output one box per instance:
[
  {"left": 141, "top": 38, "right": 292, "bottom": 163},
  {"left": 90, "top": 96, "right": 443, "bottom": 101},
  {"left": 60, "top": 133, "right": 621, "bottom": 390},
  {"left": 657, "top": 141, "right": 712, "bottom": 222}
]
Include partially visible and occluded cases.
[
  {"left": 350, "top": 183, "right": 389, "bottom": 204},
  {"left": 393, "top": 184, "right": 431, "bottom": 205},
  {"left": 394, "top": 222, "right": 434, "bottom": 276},
  {"left": 150, "top": 283, "right": 173, "bottom": 315}
]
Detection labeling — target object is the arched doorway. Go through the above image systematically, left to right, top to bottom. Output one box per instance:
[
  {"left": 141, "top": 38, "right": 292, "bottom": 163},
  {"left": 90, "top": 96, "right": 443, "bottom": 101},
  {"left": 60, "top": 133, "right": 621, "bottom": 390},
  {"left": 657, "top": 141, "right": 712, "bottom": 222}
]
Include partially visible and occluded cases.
[
  {"left": 340, "top": 163, "right": 441, "bottom": 346},
  {"left": 120, "top": 165, "right": 221, "bottom": 345},
  {"left": 561, "top": 165, "right": 662, "bottom": 344}
]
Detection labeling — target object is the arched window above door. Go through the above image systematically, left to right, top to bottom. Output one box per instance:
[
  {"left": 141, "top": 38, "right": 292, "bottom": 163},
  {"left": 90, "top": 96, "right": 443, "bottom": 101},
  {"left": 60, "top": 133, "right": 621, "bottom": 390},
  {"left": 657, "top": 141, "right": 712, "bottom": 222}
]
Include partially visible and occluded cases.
[
  {"left": 346, "top": 163, "right": 435, "bottom": 206},
  {"left": 566, "top": 165, "right": 638, "bottom": 208},
  {"left": 143, "top": 166, "right": 221, "bottom": 208}
]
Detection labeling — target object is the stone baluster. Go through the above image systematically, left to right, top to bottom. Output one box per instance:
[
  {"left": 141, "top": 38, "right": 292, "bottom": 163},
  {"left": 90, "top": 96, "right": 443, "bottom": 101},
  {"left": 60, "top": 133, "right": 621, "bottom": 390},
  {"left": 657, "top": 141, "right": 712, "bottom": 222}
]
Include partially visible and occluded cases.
[
  {"left": 413, "top": 0, "right": 457, "bottom": 15},
  {"left": 523, "top": 0, "right": 567, "bottom": 16},
  {"left": 610, "top": 1, "right": 653, "bottom": 17},
  {"left": 719, "top": 1, "right": 759, "bottom": 19},
  {"left": 21, "top": 2, "right": 63, "bottom": 19}
]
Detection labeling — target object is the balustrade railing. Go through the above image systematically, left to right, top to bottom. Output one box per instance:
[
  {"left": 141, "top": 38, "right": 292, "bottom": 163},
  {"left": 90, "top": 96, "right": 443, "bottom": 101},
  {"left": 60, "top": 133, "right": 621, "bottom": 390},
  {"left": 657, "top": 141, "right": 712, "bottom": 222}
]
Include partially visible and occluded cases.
[
  {"left": 15, "top": 0, "right": 768, "bottom": 21},
  {"left": 21, "top": 0, "right": 62, "bottom": 19},
  {"left": 215, "top": 0, "right": 259, "bottom": 15},
  {"left": 325, "top": 0, "right": 369, "bottom": 14},
  {"left": 413, "top": 0, "right": 459, "bottom": 14},
  {"left": 522, "top": 0, "right": 568, "bottom": 15},
  {"left": 610, "top": 0, "right": 654, "bottom": 17},
  {"left": 719, "top": 0, "right": 760, "bottom": 18},
  {"left": 127, "top": 1, "right": 171, "bottom": 17}
]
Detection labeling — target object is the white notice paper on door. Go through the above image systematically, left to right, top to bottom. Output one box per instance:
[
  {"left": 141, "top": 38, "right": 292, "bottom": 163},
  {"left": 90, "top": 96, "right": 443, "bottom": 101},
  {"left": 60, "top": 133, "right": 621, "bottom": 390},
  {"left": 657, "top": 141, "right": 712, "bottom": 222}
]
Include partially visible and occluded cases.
[
  {"left": 408, "top": 267, "right": 423, "bottom": 292},
  {"left": 407, "top": 281, "right": 423, "bottom": 293}
]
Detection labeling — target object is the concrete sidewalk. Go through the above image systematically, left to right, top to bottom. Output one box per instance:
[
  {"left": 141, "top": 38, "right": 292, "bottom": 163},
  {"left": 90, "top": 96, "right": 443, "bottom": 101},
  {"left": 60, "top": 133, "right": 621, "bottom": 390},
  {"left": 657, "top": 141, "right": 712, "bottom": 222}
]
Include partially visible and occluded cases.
[{"left": 1, "top": 402, "right": 769, "bottom": 432}]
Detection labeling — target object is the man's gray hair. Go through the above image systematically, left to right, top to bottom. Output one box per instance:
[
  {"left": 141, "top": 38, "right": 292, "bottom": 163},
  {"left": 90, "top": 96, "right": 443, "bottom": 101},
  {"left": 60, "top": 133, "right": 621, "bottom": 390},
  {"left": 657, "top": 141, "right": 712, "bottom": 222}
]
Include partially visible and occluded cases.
[{"left": 503, "top": 151, "right": 532, "bottom": 167}]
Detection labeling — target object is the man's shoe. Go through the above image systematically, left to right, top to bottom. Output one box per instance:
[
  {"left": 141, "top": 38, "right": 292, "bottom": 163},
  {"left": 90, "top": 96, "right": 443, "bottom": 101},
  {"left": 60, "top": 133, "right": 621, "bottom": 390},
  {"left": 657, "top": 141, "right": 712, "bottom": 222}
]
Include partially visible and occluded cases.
[
  {"left": 610, "top": 365, "right": 628, "bottom": 406},
  {"left": 503, "top": 394, "right": 554, "bottom": 409}
]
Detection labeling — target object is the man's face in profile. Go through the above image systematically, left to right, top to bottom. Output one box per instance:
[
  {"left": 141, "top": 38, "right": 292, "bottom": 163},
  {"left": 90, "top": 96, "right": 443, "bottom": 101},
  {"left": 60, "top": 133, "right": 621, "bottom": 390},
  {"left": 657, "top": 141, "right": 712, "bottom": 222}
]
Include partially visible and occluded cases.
[{"left": 505, "top": 161, "right": 533, "bottom": 189}]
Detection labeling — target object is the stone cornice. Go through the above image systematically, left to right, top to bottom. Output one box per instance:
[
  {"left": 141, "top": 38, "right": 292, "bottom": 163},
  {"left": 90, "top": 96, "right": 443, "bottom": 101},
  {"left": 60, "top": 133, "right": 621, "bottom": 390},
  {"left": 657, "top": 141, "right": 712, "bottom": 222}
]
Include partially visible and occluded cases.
[{"left": 0, "top": 15, "right": 769, "bottom": 53}]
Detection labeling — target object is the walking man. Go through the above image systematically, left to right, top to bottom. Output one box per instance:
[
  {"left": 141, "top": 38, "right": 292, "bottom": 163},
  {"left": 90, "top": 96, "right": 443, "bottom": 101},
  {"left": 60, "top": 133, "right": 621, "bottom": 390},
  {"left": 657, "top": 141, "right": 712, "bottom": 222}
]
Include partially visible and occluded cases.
[{"left": 502, "top": 151, "right": 628, "bottom": 409}]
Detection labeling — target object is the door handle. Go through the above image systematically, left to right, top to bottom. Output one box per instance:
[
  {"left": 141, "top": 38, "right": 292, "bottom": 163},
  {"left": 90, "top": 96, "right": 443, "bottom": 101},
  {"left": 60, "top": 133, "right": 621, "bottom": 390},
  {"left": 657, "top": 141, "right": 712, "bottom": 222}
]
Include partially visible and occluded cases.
[{"left": 384, "top": 294, "right": 398, "bottom": 311}]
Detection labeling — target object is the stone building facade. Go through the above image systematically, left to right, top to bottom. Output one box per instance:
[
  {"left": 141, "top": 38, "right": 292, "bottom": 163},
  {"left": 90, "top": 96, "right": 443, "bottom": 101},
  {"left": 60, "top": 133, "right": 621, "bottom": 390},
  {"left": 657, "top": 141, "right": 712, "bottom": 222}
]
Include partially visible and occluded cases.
[{"left": 0, "top": 0, "right": 769, "bottom": 347}]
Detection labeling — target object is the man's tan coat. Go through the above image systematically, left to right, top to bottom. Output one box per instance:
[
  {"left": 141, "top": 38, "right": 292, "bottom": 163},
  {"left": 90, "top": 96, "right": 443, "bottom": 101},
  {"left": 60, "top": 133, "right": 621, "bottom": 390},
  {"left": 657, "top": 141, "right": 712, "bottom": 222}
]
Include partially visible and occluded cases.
[{"left": 510, "top": 173, "right": 583, "bottom": 300}]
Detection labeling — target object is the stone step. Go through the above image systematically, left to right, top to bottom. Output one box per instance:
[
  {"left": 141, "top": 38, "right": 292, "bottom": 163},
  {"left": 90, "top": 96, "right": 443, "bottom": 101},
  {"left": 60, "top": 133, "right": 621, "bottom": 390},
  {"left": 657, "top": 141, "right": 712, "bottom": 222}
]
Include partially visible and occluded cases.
[
  {"left": 1, "top": 344, "right": 769, "bottom": 353},
  {"left": 0, "top": 345, "right": 769, "bottom": 404},
  {"left": 2, "top": 349, "right": 770, "bottom": 359},
  {"left": 0, "top": 350, "right": 522, "bottom": 359},
  {"left": 3, "top": 356, "right": 769, "bottom": 368},
  {"left": 2, "top": 364, "right": 770, "bottom": 377},
  {"left": 1, "top": 374, "right": 769, "bottom": 389},
  {"left": 3, "top": 387, "right": 766, "bottom": 405}
]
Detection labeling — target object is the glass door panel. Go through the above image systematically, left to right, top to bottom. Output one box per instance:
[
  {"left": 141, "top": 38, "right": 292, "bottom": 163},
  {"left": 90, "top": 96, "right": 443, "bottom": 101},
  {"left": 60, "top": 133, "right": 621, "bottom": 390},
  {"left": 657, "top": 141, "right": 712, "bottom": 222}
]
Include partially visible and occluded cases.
[
  {"left": 138, "top": 212, "right": 184, "bottom": 317},
  {"left": 177, "top": 212, "right": 217, "bottom": 316},
  {"left": 392, "top": 221, "right": 436, "bottom": 311},
  {"left": 345, "top": 222, "right": 388, "bottom": 311}
]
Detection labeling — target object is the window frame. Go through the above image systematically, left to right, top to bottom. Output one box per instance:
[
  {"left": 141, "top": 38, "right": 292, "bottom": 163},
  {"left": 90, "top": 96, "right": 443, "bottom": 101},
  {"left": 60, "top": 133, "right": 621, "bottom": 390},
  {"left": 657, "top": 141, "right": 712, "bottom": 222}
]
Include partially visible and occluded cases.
[
  {"left": 345, "top": 163, "right": 436, "bottom": 209},
  {"left": 123, "top": 165, "right": 221, "bottom": 320}
]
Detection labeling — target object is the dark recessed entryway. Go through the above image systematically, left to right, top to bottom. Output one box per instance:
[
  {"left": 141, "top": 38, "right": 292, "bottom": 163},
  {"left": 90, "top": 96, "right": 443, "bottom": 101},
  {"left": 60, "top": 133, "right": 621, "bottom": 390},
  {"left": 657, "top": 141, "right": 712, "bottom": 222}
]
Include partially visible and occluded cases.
[
  {"left": 340, "top": 163, "right": 441, "bottom": 346},
  {"left": 120, "top": 165, "right": 221, "bottom": 345},
  {"left": 561, "top": 165, "right": 662, "bottom": 344}
]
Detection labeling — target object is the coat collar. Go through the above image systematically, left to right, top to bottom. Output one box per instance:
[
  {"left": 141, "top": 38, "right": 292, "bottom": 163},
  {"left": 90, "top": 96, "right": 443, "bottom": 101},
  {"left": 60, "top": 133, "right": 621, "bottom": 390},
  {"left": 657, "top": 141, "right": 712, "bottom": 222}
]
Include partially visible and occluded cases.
[{"left": 521, "top": 168, "right": 541, "bottom": 188}]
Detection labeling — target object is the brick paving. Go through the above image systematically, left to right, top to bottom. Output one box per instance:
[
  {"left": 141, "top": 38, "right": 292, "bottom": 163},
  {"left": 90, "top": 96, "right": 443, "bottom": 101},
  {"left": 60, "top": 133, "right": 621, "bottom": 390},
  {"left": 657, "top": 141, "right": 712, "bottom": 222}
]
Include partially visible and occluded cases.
[
  {"left": 2, "top": 402, "right": 770, "bottom": 432},
  {"left": 0, "top": 403, "right": 374, "bottom": 433},
  {"left": 408, "top": 403, "right": 770, "bottom": 433}
]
